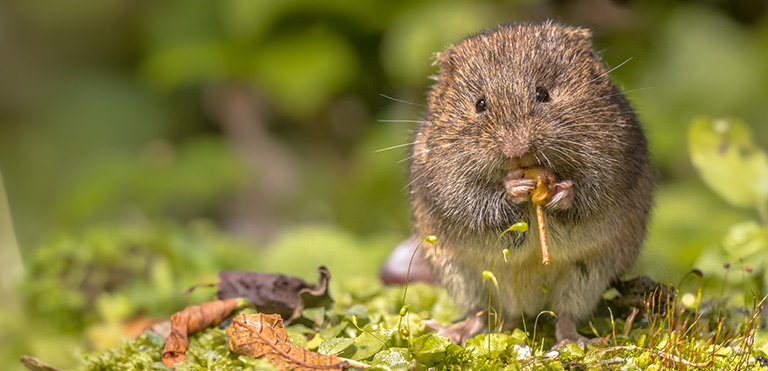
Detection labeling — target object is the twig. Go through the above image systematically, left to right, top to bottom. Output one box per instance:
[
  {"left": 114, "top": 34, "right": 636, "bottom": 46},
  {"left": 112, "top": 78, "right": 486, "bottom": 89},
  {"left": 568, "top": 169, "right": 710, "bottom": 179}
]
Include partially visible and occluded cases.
[
  {"left": 536, "top": 205, "right": 549, "bottom": 265},
  {"left": 339, "top": 357, "right": 370, "bottom": 369}
]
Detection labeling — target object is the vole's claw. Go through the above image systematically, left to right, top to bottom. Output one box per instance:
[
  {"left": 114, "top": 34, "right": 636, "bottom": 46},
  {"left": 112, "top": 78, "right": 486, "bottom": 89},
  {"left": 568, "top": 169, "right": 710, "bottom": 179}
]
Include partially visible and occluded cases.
[
  {"left": 505, "top": 171, "right": 536, "bottom": 203},
  {"left": 546, "top": 180, "right": 574, "bottom": 210}
]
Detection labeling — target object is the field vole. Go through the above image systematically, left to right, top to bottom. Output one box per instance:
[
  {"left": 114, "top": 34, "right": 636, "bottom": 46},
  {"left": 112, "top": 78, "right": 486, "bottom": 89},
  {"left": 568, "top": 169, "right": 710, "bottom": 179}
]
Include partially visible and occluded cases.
[{"left": 409, "top": 21, "right": 653, "bottom": 345}]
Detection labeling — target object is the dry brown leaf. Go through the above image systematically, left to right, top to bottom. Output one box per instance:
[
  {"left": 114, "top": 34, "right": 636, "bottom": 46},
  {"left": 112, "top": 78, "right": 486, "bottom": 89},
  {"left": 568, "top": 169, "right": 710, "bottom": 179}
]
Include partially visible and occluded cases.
[
  {"left": 217, "top": 266, "right": 332, "bottom": 325},
  {"left": 162, "top": 298, "right": 239, "bottom": 367},
  {"left": 228, "top": 313, "right": 350, "bottom": 371}
]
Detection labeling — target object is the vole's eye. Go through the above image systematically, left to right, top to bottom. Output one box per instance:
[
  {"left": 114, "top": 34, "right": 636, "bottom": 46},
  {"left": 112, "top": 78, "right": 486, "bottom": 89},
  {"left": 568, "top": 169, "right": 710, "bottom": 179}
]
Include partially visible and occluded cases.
[
  {"left": 535, "top": 87, "right": 550, "bottom": 103},
  {"left": 475, "top": 97, "right": 487, "bottom": 113}
]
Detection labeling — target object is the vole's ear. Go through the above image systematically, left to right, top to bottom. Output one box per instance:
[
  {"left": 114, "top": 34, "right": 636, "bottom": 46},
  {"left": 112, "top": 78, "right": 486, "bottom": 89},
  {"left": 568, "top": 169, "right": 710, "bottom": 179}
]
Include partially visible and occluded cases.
[
  {"left": 571, "top": 27, "right": 593, "bottom": 42},
  {"left": 574, "top": 28, "right": 592, "bottom": 41},
  {"left": 429, "top": 48, "right": 455, "bottom": 81},
  {"left": 432, "top": 48, "right": 455, "bottom": 67}
]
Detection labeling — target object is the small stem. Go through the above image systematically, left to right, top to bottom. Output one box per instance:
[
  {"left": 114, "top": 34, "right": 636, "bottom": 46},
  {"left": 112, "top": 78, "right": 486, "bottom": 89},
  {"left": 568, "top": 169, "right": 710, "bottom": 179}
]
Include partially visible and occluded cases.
[
  {"left": 536, "top": 205, "right": 550, "bottom": 265},
  {"left": 396, "top": 239, "right": 425, "bottom": 337},
  {"left": 400, "top": 240, "right": 423, "bottom": 306}
]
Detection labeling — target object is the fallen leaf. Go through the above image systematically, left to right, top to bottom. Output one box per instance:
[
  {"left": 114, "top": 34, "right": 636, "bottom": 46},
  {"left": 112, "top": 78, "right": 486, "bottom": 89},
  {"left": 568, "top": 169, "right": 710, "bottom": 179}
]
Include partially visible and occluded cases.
[
  {"left": 217, "top": 266, "right": 332, "bottom": 324},
  {"left": 162, "top": 298, "right": 241, "bottom": 367},
  {"left": 228, "top": 313, "right": 353, "bottom": 370},
  {"left": 121, "top": 314, "right": 165, "bottom": 339}
]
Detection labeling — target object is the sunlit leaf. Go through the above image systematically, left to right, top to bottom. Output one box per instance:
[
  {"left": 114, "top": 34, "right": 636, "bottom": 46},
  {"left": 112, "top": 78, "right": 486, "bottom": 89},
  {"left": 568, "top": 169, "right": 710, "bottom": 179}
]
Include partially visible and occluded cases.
[
  {"left": 688, "top": 117, "right": 768, "bottom": 208},
  {"left": 722, "top": 221, "right": 768, "bottom": 258},
  {"left": 348, "top": 326, "right": 392, "bottom": 361},
  {"left": 463, "top": 333, "right": 512, "bottom": 358},
  {"left": 318, "top": 337, "right": 353, "bottom": 356},
  {"left": 371, "top": 348, "right": 414, "bottom": 370}
]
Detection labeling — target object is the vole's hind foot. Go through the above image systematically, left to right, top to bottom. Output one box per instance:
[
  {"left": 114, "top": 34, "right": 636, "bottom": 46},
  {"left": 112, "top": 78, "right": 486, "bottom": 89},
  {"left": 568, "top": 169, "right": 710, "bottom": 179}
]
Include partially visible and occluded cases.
[
  {"left": 504, "top": 170, "right": 537, "bottom": 203},
  {"left": 546, "top": 180, "right": 574, "bottom": 210},
  {"left": 423, "top": 311, "right": 485, "bottom": 345},
  {"left": 554, "top": 312, "right": 604, "bottom": 350}
]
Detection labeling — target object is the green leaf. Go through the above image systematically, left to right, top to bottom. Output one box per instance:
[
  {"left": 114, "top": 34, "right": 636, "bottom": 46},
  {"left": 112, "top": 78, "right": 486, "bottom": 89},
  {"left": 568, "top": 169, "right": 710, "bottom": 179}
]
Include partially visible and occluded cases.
[
  {"left": 689, "top": 117, "right": 768, "bottom": 208},
  {"left": 722, "top": 220, "right": 768, "bottom": 260},
  {"left": 301, "top": 307, "right": 327, "bottom": 324},
  {"left": 318, "top": 322, "right": 348, "bottom": 340},
  {"left": 348, "top": 325, "right": 393, "bottom": 361},
  {"left": 508, "top": 328, "right": 528, "bottom": 345},
  {"left": 411, "top": 333, "right": 451, "bottom": 366},
  {"left": 464, "top": 333, "right": 512, "bottom": 358},
  {"left": 318, "top": 337, "right": 354, "bottom": 356},
  {"left": 558, "top": 342, "right": 585, "bottom": 362},
  {"left": 371, "top": 348, "right": 415, "bottom": 371}
]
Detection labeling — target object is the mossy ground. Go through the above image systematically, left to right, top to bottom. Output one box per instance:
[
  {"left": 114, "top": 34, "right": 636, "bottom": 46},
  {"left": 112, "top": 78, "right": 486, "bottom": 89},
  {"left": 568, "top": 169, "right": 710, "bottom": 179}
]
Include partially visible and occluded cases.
[
  {"left": 6, "top": 222, "right": 768, "bottom": 371},
  {"left": 80, "top": 281, "right": 768, "bottom": 371}
]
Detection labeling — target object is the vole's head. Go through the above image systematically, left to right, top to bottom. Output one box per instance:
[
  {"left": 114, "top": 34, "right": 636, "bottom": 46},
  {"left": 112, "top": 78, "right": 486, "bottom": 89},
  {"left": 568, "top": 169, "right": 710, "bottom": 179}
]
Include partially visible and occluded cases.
[{"left": 410, "top": 21, "right": 646, "bottom": 233}]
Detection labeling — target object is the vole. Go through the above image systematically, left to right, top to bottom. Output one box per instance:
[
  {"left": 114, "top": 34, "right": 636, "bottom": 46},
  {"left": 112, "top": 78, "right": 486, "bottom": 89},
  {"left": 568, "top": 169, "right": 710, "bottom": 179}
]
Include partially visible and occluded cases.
[{"left": 408, "top": 21, "right": 653, "bottom": 346}]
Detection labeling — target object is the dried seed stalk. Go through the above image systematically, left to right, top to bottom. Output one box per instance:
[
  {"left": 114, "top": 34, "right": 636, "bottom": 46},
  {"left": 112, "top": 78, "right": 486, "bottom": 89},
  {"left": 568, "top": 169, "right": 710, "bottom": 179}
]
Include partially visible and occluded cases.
[{"left": 526, "top": 169, "right": 551, "bottom": 265}]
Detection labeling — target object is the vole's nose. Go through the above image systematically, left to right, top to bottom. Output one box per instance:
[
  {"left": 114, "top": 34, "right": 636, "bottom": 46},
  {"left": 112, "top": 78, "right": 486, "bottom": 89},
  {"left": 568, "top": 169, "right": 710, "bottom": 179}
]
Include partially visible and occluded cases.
[{"left": 501, "top": 132, "right": 530, "bottom": 160}]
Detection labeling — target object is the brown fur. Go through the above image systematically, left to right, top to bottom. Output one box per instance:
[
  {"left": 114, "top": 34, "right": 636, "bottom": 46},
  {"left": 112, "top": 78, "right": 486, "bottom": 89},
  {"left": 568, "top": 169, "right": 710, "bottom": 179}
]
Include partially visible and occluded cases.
[{"left": 409, "top": 21, "right": 653, "bottom": 343}]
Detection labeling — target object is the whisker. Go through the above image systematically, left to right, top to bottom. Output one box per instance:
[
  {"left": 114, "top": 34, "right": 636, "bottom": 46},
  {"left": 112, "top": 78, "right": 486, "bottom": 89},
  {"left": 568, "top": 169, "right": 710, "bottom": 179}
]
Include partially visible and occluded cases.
[
  {"left": 596, "top": 57, "right": 633, "bottom": 82},
  {"left": 620, "top": 86, "right": 652, "bottom": 95},
  {"left": 380, "top": 93, "right": 426, "bottom": 108},
  {"left": 377, "top": 119, "right": 425, "bottom": 124},
  {"left": 564, "top": 122, "right": 634, "bottom": 129},
  {"left": 548, "top": 138, "right": 594, "bottom": 150},
  {"left": 397, "top": 140, "right": 464, "bottom": 164},
  {"left": 376, "top": 142, "right": 418, "bottom": 153},
  {"left": 547, "top": 145, "right": 579, "bottom": 165},
  {"left": 540, "top": 151, "right": 555, "bottom": 170},
  {"left": 402, "top": 171, "right": 427, "bottom": 192}
]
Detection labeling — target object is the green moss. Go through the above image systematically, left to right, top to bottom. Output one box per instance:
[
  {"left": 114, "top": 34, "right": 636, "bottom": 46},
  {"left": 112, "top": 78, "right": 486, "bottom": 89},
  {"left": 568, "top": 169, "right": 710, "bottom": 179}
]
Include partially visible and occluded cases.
[{"left": 74, "top": 278, "right": 768, "bottom": 371}]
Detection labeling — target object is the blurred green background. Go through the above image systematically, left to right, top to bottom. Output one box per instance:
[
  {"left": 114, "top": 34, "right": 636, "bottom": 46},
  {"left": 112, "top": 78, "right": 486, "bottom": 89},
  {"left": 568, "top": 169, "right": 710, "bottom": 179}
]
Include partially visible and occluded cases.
[{"left": 1, "top": 0, "right": 768, "bottom": 369}]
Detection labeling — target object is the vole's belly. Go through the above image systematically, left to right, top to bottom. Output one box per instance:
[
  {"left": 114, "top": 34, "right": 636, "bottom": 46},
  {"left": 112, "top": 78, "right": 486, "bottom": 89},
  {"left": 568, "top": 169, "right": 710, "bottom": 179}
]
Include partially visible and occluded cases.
[
  {"left": 426, "top": 221, "right": 603, "bottom": 318},
  {"left": 457, "top": 236, "right": 557, "bottom": 316}
]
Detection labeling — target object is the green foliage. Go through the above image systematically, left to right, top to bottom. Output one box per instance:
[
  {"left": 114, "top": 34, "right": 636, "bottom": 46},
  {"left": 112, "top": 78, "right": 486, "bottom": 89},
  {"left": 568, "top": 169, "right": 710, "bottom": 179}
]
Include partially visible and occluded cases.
[
  {"left": 380, "top": 1, "right": 501, "bottom": 84},
  {"left": 689, "top": 117, "right": 768, "bottom": 302},
  {"left": 689, "top": 117, "right": 768, "bottom": 209},
  {"left": 57, "top": 136, "right": 245, "bottom": 224},
  {"left": 7, "top": 218, "right": 766, "bottom": 370},
  {"left": 3, "top": 221, "right": 408, "bottom": 370},
  {"left": 21, "top": 221, "right": 258, "bottom": 333},
  {"left": 76, "top": 279, "right": 768, "bottom": 370},
  {"left": 82, "top": 334, "right": 164, "bottom": 371}
]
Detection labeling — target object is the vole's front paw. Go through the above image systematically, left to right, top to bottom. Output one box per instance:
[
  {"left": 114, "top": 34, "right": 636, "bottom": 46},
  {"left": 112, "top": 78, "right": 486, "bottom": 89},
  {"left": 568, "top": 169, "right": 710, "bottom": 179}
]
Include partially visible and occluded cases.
[
  {"left": 504, "top": 170, "right": 536, "bottom": 203},
  {"left": 546, "top": 180, "right": 573, "bottom": 210}
]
